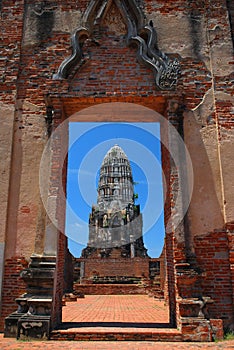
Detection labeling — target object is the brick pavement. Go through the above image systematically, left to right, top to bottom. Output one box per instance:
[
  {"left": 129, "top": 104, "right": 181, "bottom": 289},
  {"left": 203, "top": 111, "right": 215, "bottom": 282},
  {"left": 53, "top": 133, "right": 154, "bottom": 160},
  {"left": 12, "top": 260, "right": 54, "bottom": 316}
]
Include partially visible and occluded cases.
[
  {"left": 1, "top": 295, "right": 234, "bottom": 348},
  {"left": 54, "top": 295, "right": 178, "bottom": 340},
  {"left": 62, "top": 295, "right": 169, "bottom": 324},
  {"left": 0, "top": 335, "right": 234, "bottom": 350}
]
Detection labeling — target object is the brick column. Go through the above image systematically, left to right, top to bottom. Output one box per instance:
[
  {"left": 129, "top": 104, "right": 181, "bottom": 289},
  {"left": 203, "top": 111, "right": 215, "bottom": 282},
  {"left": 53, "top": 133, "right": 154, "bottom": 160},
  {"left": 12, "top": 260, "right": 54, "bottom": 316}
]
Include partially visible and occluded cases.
[
  {"left": 0, "top": 0, "right": 26, "bottom": 331},
  {"left": 165, "top": 101, "right": 224, "bottom": 341},
  {"left": 4, "top": 102, "right": 67, "bottom": 339},
  {"left": 227, "top": 223, "right": 234, "bottom": 326}
]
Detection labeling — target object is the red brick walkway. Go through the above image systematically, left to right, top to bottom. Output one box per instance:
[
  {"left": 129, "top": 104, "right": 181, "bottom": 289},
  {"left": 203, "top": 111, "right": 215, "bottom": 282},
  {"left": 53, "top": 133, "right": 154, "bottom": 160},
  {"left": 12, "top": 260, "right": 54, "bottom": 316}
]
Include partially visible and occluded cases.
[
  {"left": 1, "top": 295, "right": 234, "bottom": 348},
  {"left": 55, "top": 295, "right": 176, "bottom": 339},
  {"left": 62, "top": 295, "right": 169, "bottom": 324},
  {"left": 0, "top": 335, "right": 234, "bottom": 349}
]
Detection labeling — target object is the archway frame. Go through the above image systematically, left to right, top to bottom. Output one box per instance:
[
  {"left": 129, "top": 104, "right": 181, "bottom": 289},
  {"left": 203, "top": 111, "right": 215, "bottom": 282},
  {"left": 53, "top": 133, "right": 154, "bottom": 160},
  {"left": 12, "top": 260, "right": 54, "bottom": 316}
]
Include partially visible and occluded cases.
[{"left": 45, "top": 94, "right": 186, "bottom": 329}]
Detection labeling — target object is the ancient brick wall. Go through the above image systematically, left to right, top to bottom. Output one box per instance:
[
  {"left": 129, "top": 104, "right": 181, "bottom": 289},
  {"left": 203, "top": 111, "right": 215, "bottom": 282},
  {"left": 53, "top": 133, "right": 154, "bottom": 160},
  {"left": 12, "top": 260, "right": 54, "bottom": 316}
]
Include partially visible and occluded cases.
[
  {"left": 0, "top": 0, "right": 233, "bottom": 335},
  {"left": 194, "top": 231, "right": 234, "bottom": 327},
  {"left": 0, "top": 257, "right": 28, "bottom": 330},
  {"left": 81, "top": 258, "right": 150, "bottom": 280},
  {"left": 73, "top": 283, "right": 147, "bottom": 295}
]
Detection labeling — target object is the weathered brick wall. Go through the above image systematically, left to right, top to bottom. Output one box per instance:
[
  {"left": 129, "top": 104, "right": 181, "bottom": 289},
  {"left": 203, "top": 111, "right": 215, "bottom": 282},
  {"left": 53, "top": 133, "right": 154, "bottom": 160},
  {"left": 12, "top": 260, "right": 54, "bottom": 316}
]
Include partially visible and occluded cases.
[
  {"left": 0, "top": 0, "right": 233, "bottom": 334},
  {"left": 0, "top": 0, "right": 31, "bottom": 331},
  {"left": 0, "top": 0, "right": 25, "bottom": 105},
  {"left": 69, "top": 28, "right": 156, "bottom": 94},
  {"left": 227, "top": 225, "right": 234, "bottom": 319},
  {"left": 195, "top": 231, "right": 234, "bottom": 328},
  {"left": 51, "top": 233, "right": 65, "bottom": 328},
  {"left": 0, "top": 257, "right": 28, "bottom": 330},
  {"left": 81, "top": 258, "right": 150, "bottom": 279},
  {"left": 73, "top": 283, "right": 147, "bottom": 295}
]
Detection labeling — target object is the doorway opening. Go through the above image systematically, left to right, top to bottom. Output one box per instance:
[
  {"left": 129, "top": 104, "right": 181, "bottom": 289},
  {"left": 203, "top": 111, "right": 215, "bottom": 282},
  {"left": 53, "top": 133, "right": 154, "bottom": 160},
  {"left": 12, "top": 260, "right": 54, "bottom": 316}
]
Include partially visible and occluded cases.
[
  {"left": 45, "top": 100, "right": 179, "bottom": 335},
  {"left": 62, "top": 119, "right": 170, "bottom": 330},
  {"left": 66, "top": 122, "right": 165, "bottom": 259}
]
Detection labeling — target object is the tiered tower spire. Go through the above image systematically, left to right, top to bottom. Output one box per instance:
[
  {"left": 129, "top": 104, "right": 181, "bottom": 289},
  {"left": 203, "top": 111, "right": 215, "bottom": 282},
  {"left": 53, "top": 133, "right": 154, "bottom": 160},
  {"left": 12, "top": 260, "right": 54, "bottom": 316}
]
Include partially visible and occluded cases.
[{"left": 82, "top": 145, "right": 148, "bottom": 258}]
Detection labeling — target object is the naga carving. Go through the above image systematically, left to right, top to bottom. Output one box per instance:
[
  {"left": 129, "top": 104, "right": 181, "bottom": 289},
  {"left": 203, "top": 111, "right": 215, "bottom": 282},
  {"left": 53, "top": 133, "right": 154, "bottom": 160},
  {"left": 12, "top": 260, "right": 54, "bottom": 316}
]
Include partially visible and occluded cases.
[{"left": 53, "top": 0, "right": 180, "bottom": 90}]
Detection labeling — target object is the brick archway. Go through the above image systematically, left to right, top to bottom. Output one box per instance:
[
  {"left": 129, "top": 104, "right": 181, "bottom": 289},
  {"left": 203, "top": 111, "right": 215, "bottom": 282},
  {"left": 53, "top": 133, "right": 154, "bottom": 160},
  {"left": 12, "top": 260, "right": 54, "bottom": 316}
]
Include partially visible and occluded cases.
[
  {"left": 4, "top": 96, "right": 226, "bottom": 342},
  {"left": 47, "top": 97, "right": 184, "bottom": 329}
]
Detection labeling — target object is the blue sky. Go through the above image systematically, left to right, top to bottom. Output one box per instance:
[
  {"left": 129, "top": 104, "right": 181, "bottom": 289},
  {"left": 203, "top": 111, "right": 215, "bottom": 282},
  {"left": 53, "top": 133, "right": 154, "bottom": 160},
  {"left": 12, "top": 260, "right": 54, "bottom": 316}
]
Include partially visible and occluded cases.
[{"left": 65, "top": 122, "right": 165, "bottom": 258}]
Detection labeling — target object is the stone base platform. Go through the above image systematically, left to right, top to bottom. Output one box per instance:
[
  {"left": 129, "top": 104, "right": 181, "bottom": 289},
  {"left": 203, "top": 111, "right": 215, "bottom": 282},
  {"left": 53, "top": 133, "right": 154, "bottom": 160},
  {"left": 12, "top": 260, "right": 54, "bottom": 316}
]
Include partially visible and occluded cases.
[
  {"left": 73, "top": 283, "right": 163, "bottom": 298},
  {"left": 74, "top": 283, "right": 146, "bottom": 295},
  {"left": 50, "top": 327, "right": 182, "bottom": 341}
]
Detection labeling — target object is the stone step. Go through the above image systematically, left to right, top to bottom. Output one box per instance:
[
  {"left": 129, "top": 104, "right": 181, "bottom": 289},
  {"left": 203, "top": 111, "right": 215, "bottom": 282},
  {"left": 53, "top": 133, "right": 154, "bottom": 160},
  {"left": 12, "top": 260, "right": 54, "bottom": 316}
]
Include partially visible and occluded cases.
[
  {"left": 92, "top": 275, "right": 142, "bottom": 284},
  {"left": 73, "top": 283, "right": 148, "bottom": 295},
  {"left": 50, "top": 327, "right": 183, "bottom": 341}
]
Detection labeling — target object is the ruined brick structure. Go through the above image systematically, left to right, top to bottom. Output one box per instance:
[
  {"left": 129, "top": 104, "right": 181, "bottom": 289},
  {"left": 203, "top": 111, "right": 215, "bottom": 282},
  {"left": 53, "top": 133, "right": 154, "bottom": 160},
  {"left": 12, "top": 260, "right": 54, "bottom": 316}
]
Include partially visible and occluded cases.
[
  {"left": 0, "top": 0, "right": 233, "bottom": 342},
  {"left": 79, "top": 144, "right": 150, "bottom": 287},
  {"left": 82, "top": 145, "right": 148, "bottom": 257}
]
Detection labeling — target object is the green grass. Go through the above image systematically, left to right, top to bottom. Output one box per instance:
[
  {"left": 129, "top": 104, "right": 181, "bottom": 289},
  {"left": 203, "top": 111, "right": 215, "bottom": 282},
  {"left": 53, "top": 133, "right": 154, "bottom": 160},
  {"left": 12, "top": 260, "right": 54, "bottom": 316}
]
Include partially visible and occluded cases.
[
  {"left": 213, "top": 329, "right": 234, "bottom": 343},
  {"left": 224, "top": 331, "right": 234, "bottom": 341}
]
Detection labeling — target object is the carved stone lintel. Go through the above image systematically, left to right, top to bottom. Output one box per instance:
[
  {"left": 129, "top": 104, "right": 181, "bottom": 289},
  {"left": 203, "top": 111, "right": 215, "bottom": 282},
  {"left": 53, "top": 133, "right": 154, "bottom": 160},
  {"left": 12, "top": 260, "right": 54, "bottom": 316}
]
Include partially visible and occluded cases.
[
  {"left": 53, "top": 0, "right": 180, "bottom": 90},
  {"left": 130, "top": 22, "right": 180, "bottom": 90},
  {"left": 53, "top": 28, "right": 89, "bottom": 80}
]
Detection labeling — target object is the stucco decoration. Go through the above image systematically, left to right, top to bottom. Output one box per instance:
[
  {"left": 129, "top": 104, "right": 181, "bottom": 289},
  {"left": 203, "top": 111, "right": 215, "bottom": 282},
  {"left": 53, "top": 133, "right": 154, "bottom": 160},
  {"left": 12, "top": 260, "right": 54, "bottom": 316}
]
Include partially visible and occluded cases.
[{"left": 53, "top": 0, "right": 180, "bottom": 90}]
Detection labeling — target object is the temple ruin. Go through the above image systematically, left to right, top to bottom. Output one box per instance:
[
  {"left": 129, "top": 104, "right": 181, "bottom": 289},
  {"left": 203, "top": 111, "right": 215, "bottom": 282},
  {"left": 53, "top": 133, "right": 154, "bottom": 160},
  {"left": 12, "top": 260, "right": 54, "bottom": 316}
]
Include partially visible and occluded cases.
[{"left": 0, "top": 0, "right": 233, "bottom": 342}]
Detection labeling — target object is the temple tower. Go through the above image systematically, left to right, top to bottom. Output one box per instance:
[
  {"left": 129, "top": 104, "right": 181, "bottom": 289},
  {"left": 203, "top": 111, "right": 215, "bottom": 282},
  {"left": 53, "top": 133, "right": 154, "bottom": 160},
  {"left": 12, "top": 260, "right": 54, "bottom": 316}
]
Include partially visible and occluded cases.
[{"left": 82, "top": 144, "right": 148, "bottom": 259}]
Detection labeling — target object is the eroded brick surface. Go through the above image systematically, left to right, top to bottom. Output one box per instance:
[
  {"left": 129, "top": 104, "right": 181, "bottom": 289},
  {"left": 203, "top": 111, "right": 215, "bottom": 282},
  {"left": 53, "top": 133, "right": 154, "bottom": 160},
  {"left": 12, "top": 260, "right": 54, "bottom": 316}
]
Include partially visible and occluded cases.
[
  {"left": 0, "top": 0, "right": 233, "bottom": 340},
  {"left": 0, "top": 335, "right": 234, "bottom": 350}
]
